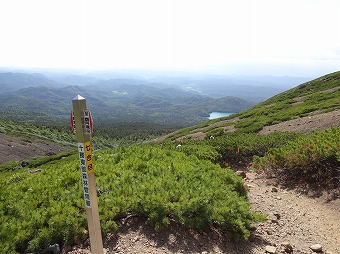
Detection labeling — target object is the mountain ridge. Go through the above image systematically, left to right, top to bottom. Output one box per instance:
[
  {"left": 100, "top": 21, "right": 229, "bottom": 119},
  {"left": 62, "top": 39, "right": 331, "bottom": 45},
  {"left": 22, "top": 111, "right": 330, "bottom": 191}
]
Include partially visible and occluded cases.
[
  {"left": 160, "top": 71, "right": 340, "bottom": 141},
  {"left": 0, "top": 75, "right": 254, "bottom": 126}
]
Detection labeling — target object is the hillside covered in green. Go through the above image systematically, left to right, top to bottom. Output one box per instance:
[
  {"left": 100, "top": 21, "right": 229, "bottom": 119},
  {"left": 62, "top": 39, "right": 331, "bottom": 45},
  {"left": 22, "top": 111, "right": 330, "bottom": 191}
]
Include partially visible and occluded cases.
[
  {"left": 0, "top": 71, "right": 339, "bottom": 253},
  {"left": 164, "top": 71, "right": 340, "bottom": 139},
  {"left": 235, "top": 71, "right": 340, "bottom": 133},
  {"left": 0, "top": 72, "right": 254, "bottom": 126}
]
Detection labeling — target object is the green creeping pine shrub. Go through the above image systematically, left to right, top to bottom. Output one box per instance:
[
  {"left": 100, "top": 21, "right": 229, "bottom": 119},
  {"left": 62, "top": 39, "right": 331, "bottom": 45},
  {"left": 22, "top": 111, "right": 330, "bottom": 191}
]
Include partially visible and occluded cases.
[
  {"left": 204, "top": 127, "right": 225, "bottom": 138},
  {"left": 252, "top": 128, "right": 340, "bottom": 188},
  {"left": 203, "top": 132, "right": 301, "bottom": 166},
  {"left": 1, "top": 142, "right": 264, "bottom": 253},
  {"left": 96, "top": 145, "right": 265, "bottom": 239},
  {"left": 0, "top": 150, "right": 76, "bottom": 172},
  {"left": 27, "top": 150, "right": 76, "bottom": 168},
  {"left": 0, "top": 155, "right": 88, "bottom": 253},
  {"left": 0, "top": 160, "right": 18, "bottom": 172}
]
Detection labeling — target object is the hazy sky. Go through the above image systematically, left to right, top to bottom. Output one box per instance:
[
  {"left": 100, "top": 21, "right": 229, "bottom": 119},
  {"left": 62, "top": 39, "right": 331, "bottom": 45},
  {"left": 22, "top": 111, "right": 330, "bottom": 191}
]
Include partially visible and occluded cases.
[{"left": 0, "top": 0, "right": 339, "bottom": 77}]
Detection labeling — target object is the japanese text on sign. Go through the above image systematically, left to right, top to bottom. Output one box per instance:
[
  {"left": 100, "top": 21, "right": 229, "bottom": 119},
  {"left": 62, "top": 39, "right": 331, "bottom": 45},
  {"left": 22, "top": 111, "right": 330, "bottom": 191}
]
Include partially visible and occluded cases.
[
  {"left": 83, "top": 110, "right": 93, "bottom": 135},
  {"left": 84, "top": 141, "right": 94, "bottom": 174},
  {"left": 78, "top": 143, "right": 91, "bottom": 208}
]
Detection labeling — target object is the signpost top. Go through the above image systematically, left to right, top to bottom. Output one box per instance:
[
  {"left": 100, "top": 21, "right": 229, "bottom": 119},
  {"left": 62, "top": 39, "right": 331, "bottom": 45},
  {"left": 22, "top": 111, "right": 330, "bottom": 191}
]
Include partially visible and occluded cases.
[{"left": 73, "top": 95, "right": 86, "bottom": 101}]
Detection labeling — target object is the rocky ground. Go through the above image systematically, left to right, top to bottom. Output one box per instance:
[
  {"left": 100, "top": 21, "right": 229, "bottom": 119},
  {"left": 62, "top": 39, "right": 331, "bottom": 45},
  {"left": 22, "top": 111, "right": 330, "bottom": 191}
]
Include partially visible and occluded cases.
[
  {"left": 259, "top": 109, "right": 340, "bottom": 134},
  {"left": 0, "top": 134, "right": 70, "bottom": 164},
  {"left": 66, "top": 171, "right": 340, "bottom": 254}
]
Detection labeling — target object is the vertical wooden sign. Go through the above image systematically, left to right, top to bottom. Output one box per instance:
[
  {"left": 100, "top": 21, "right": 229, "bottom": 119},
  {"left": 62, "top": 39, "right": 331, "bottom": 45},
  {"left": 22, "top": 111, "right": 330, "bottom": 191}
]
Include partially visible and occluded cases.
[{"left": 72, "top": 95, "right": 103, "bottom": 254}]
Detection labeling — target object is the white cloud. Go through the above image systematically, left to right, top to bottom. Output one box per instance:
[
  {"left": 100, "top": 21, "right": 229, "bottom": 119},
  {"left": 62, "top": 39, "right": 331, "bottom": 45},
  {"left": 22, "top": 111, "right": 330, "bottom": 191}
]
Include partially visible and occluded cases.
[{"left": 0, "top": 0, "right": 339, "bottom": 76}]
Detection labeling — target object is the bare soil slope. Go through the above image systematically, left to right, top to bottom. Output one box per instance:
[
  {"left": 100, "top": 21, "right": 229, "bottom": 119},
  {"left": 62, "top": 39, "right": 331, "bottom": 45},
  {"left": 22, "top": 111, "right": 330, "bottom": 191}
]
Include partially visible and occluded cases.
[
  {"left": 259, "top": 109, "right": 340, "bottom": 134},
  {"left": 0, "top": 134, "right": 70, "bottom": 164}
]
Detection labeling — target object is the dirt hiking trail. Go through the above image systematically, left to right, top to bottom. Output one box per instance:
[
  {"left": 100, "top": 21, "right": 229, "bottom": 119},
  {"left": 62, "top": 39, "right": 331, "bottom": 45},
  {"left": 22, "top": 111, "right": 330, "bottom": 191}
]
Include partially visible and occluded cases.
[{"left": 68, "top": 172, "right": 340, "bottom": 254}]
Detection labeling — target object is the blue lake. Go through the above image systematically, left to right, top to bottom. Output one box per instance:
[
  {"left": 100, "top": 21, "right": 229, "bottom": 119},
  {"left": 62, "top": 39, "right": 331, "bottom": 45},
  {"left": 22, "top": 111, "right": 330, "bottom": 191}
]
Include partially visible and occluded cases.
[{"left": 209, "top": 112, "right": 234, "bottom": 120}]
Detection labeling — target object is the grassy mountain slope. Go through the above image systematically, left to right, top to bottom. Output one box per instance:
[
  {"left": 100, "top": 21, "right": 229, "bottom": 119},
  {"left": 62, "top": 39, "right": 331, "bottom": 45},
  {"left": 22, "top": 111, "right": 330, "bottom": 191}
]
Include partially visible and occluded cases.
[
  {"left": 164, "top": 71, "right": 340, "bottom": 140},
  {"left": 235, "top": 71, "right": 340, "bottom": 132}
]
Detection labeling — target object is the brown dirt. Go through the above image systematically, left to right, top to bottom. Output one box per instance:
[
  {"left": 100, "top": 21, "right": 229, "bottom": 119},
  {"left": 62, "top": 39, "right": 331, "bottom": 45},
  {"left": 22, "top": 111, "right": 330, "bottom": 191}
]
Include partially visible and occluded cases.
[
  {"left": 259, "top": 109, "right": 340, "bottom": 134},
  {"left": 0, "top": 134, "right": 71, "bottom": 164},
  {"left": 67, "top": 172, "right": 340, "bottom": 254}
]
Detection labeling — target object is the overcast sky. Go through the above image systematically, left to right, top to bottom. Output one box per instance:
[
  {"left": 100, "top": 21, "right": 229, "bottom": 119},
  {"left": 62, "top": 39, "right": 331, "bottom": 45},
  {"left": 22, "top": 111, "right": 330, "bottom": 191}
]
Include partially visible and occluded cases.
[{"left": 0, "top": 0, "right": 339, "bottom": 77}]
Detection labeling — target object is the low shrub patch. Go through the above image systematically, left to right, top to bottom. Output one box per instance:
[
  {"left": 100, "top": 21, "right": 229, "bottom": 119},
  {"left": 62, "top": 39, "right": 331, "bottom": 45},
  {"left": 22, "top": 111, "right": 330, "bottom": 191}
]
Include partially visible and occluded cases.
[
  {"left": 252, "top": 128, "right": 340, "bottom": 189},
  {"left": 0, "top": 144, "right": 265, "bottom": 253}
]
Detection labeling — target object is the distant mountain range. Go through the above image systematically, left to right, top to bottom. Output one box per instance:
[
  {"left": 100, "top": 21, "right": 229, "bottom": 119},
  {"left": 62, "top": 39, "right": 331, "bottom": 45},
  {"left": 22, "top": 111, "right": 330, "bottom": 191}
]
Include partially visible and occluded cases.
[
  {"left": 0, "top": 70, "right": 309, "bottom": 126},
  {"left": 0, "top": 72, "right": 251, "bottom": 126},
  {"left": 0, "top": 72, "right": 64, "bottom": 93}
]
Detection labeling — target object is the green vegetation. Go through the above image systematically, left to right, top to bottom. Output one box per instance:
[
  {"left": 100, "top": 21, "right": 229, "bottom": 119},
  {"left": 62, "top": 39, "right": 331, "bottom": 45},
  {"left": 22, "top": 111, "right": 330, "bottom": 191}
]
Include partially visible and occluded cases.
[
  {"left": 1, "top": 71, "right": 339, "bottom": 253},
  {"left": 233, "top": 71, "right": 340, "bottom": 133},
  {"left": 0, "top": 76, "right": 253, "bottom": 127},
  {"left": 0, "top": 118, "right": 177, "bottom": 150},
  {"left": 0, "top": 118, "right": 75, "bottom": 147},
  {"left": 3, "top": 125, "right": 336, "bottom": 253},
  {"left": 252, "top": 128, "right": 340, "bottom": 189},
  {"left": 206, "top": 132, "right": 301, "bottom": 167},
  {"left": 0, "top": 144, "right": 265, "bottom": 253},
  {"left": 97, "top": 145, "right": 265, "bottom": 236},
  {"left": 0, "top": 150, "right": 76, "bottom": 172},
  {"left": 0, "top": 155, "right": 87, "bottom": 253}
]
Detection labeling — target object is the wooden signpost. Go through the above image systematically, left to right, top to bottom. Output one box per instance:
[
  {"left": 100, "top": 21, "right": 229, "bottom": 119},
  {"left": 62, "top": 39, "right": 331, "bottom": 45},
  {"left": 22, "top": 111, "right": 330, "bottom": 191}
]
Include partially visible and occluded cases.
[{"left": 72, "top": 95, "right": 104, "bottom": 254}]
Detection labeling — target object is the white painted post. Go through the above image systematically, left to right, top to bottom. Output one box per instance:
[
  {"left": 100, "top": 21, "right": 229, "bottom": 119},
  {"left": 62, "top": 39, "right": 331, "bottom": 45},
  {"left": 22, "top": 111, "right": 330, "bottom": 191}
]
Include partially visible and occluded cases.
[{"left": 72, "top": 95, "right": 104, "bottom": 254}]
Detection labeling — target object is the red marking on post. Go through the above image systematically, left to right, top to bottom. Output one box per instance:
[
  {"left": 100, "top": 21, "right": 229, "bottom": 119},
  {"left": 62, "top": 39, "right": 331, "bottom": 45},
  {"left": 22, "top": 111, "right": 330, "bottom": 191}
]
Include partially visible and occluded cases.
[
  {"left": 70, "top": 111, "right": 76, "bottom": 134},
  {"left": 89, "top": 111, "right": 93, "bottom": 134}
]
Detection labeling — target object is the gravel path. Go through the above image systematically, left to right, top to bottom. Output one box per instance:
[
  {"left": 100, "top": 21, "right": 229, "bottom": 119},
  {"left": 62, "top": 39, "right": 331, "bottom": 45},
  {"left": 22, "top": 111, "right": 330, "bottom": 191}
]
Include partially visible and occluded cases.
[
  {"left": 67, "top": 172, "right": 340, "bottom": 254},
  {"left": 246, "top": 172, "right": 340, "bottom": 254}
]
